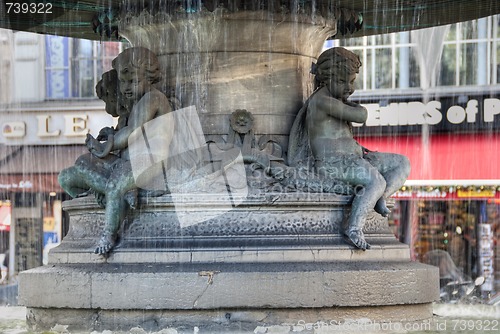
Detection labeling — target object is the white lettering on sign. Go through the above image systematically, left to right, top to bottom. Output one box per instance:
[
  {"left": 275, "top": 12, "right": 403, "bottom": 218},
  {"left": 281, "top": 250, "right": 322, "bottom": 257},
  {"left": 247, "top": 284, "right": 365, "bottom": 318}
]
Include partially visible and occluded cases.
[
  {"left": 363, "top": 98, "right": 499, "bottom": 127},
  {"left": 484, "top": 98, "right": 500, "bottom": 122},
  {"left": 446, "top": 100, "right": 480, "bottom": 124},
  {"left": 466, "top": 100, "right": 479, "bottom": 122},
  {"left": 365, "top": 101, "right": 442, "bottom": 126},
  {"left": 425, "top": 101, "right": 443, "bottom": 125},
  {"left": 447, "top": 105, "right": 466, "bottom": 124},
  {"left": 0, "top": 110, "right": 114, "bottom": 145},
  {"left": 34, "top": 114, "right": 90, "bottom": 138},
  {"left": 0, "top": 180, "right": 33, "bottom": 190},
  {"left": 416, "top": 190, "right": 447, "bottom": 198},
  {"left": 392, "top": 191, "right": 413, "bottom": 198}
]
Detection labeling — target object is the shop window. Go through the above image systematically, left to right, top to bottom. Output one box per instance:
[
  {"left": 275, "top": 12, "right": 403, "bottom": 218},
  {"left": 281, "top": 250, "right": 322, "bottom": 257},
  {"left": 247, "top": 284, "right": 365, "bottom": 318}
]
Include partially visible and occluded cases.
[
  {"left": 71, "top": 39, "right": 95, "bottom": 98},
  {"left": 496, "top": 44, "right": 500, "bottom": 84},
  {"left": 440, "top": 45, "right": 457, "bottom": 86},
  {"left": 407, "top": 47, "right": 421, "bottom": 88},
  {"left": 350, "top": 49, "right": 365, "bottom": 90},
  {"left": 14, "top": 192, "right": 37, "bottom": 207},
  {"left": 392, "top": 198, "right": 499, "bottom": 300},
  {"left": 0, "top": 200, "right": 10, "bottom": 254},
  {"left": 414, "top": 200, "right": 478, "bottom": 277}
]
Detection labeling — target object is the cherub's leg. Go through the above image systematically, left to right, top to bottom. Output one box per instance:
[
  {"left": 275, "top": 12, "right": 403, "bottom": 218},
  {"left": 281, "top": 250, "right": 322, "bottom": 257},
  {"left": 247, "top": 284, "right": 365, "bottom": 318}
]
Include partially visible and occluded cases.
[
  {"left": 365, "top": 152, "right": 410, "bottom": 215},
  {"left": 74, "top": 154, "right": 115, "bottom": 195},
  {"left": 318, "top": 159, "right": 385, "bottom": 250},
  {"left": 95, "top": 164, "right": 136, "bottom": 256},
  {"left": 58, "top": 167, "right": 90, "bottom": 198},
  {"left": 347, "top": 172, "right": 386, "bottom": 250},
  {"left": 374, "top": 198, "right": 391, "bottom": 217}
]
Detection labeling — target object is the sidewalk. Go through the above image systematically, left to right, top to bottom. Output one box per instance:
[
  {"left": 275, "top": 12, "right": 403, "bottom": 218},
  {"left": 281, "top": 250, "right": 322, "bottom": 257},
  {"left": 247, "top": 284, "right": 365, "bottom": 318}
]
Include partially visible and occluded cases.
[
  {"left": 0, "top": 305, "right": 26, "bottom": 334},
  {"left": 0, "top": 306, "right": 24, "bottom": 319}
]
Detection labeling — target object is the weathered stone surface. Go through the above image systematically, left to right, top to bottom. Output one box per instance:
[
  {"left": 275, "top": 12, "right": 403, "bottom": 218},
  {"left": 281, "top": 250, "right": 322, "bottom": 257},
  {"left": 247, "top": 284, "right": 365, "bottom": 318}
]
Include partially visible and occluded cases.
[
  {"left": 121, "top": 15, "right": 334, "bottom": 137},
  {"left": 18, "top": 189, "right": 440, "bottom": 332},
  {"left": 20, "top": 192, "right": 439, "bottom": 332},
  {"left": 54, "top": 193, "right": 392, "bottom": 252},
  {"left": 49, "top": 243, "right": 411, "bottom": 265},
  {"left": 20, "top": 261, "right": 438, "bottom": 310},
  {"left": 19, "top": 266, "right": 92, "bottom": 309},
  {"left": 23, "top": 303, "right": 435, "bottom": 333}
]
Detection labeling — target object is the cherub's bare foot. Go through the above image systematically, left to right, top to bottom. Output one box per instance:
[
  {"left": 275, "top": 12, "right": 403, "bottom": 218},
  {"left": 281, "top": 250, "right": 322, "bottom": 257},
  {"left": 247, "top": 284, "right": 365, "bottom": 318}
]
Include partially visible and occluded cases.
[
  {"left": 374, "top": 198, "right": 391, "bottom": 217},
  {"left": 345, "top": 229, "right": 371, "bottom": 250},
  {"left": 95, "top": 232, "right": 116, "bottom": 256}
]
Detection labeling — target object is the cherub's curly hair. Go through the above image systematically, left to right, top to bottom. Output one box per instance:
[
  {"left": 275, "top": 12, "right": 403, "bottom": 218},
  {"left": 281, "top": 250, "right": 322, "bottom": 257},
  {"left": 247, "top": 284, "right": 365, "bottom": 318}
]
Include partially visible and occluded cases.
[
  {"left": 112, "top": 47, "right": 161, "bottom": 84},
  {"left": 314, "top": 47, "right": 361, "bottom": 88},
  {"left": 96, "top": 69, "right": 120, "bottom": 117},
  {"left": 96, "top": 70, "right": 119, "bottom": 98}
]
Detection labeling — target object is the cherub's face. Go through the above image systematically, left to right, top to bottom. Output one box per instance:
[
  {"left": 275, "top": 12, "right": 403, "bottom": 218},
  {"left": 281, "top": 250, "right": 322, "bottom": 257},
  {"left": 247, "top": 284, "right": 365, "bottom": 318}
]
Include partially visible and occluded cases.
[
  {"left": 118, "top": 69, "right": 149, "bottom": 100},
  {"left": 326, "top": 72, "right": 357, "bottom": 102},
  {"left": 236, "top": 115, "right": 248, "bottom": 127}
]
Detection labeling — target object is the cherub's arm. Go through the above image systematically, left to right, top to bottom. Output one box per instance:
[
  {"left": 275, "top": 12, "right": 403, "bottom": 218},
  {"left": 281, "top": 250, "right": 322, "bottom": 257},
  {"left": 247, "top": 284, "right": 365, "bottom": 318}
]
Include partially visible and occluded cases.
[
  {"left": 112, "top": 92, "right": 171, "bottom": 150},
  {"left": 314, "top": 94, "right": 367, "bottom": 123},
  {"left": 111, "top": 108, "right": 151, "bottom": 152},
  {"left": 86, "top": 115, "right": 129, "bottom": 158},
  {"left": 96, "top": 126, "right": 115, "bottom": 141},
  {"left": 86, "top": 133, "right": 114, "bottom": 158}
]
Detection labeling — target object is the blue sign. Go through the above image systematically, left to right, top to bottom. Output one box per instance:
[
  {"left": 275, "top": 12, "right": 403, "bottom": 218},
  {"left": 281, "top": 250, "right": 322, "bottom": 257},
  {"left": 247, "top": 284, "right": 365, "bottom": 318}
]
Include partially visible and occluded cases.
[{"left": 45, "top": 36, "right": 70, "bottom": 98}]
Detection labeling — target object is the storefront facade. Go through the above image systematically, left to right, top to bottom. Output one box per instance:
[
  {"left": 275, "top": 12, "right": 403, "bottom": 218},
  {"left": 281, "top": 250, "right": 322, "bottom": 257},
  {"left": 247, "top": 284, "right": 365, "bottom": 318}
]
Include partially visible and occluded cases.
[
  {"left": 332, "top": 15, "right": 500, "bottom": 300},
  {"left": 0, "top": 28, "right": 121, "bottom": 280},
  {"left": 352, "top": 82, "right": 500, "bottom": 300},
  {"left": 0, "top": 105, "right": 115, "bottom": 278},
  {"left": 389, "top": 191, "right": 499, "bottom": 297}
]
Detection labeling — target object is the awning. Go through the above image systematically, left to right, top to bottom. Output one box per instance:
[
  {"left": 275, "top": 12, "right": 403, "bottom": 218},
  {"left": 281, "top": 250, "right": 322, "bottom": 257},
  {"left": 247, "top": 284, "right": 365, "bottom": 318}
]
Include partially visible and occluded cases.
[
  {"left": 357, "top": 133, "right": 500, "bottom": 186},
  {"left": 0, "top": 145, "right": 88, "bottom": 193},
  {"left": 0, "top": 145, "right": 87, "bottom": 174},
  {"left": 0, "top": 174, "right": 61, "bottom": 193}
]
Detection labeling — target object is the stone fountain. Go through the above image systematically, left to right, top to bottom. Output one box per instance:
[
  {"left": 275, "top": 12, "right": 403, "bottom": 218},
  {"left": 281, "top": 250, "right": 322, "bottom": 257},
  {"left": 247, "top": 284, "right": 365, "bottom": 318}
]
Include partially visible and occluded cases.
[{"left": 12, "top": 0, "right": 500, "bottom": 332}]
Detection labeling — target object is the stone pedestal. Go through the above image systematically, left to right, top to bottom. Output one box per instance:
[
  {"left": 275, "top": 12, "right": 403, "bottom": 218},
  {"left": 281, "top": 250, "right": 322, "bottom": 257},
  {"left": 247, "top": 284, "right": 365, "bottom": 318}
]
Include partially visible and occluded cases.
[
  {"left": 12, "top": 3, "right": 440, "bottom": 333},
  {"left": 119, "top": 10, "right": 337, "bottom": 142},
  {"left": 19, "top": 193, "right": 439, "bottom": 332}
]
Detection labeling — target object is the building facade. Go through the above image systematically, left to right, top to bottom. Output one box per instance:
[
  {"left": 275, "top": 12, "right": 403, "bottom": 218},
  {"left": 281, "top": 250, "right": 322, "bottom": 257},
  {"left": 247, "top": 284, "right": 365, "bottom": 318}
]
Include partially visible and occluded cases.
[
  {"left": 330, "top": 15, "right": 500, "bottom": 299},
  {"left": 0, "top": 29, "right": 122, "bottom": 280}
]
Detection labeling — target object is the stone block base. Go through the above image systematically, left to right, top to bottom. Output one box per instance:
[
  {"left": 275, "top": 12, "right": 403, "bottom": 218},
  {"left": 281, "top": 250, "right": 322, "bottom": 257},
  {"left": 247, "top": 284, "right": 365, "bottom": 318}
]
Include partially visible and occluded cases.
[
  {"left": 20, "top": 261, "right": 439, "bottom": 332},
  {"left": 26, "top": 304, "right": 434, "bottom": 333}
]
